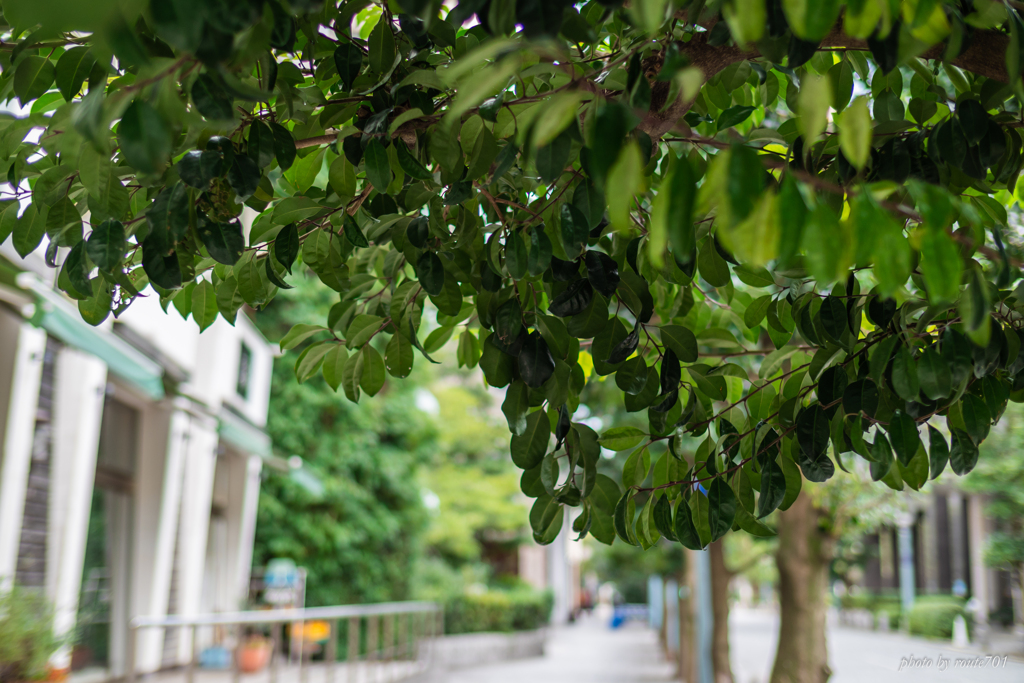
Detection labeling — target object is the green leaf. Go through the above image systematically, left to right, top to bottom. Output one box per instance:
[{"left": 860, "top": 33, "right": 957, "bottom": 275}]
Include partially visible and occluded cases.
[
  {"left": 368, "top": 16, "right": 397, "bottom": 75},
  {"left": 54, "top": 47, "right": 95, "bottom": 101},
  {"left": 14, "top": 56, "right": 55, "bottom": 104},
  {"left": 798, "top": 73, "right": 832, "bottom": 143},
  {"left": 192, "top": 74, "right": 234, "bottom": 121},
  {"left": 837, "top": 96, "right": 871, "bottom": 168},
  {"left": 118, "top": 101, "right": 172, "bottom": 173},
  {"left": 248, "top": 120, "right": 276, "bottom": 168},
  {"left": 270, "top": 123, "right": 297, "bottom": 171},
  {"left": 364, "top": 138, "right": 393, "bottom": 192},
  {"left": 607, "top": 142, "right": 644, "bottom": 233},
  {"left": 13, "top": 203, "right": 47, "bottom": 259},
  {"left": 196, "top": 218, "right": 244, "bottom": 266},
  {"left": 86, "top": 220, "right": 125, "bottom": 271},
  {"left": 919, "top": 229, "right": 963, "bottom": 304},
  {"left": 415, "top": 251, "right": 445, "bottom": 296},
  {"left": 191, "top": 280, "right": 218, "bottom": 332},
  {"left": 744, "top": 295, "right": 772, "bottom": 329},
  {"left": 280, "top": 323, "right": 328, "bottom": 350},
  {"left": 660, "top": 325, "right": 698, "bottom": 362},
  {"left": 384, "top": 332, "right": 414, "bottom": 378},
  {"left": 296, "top": 341, "right": 332, "bottom": 382},
  {"left": 322, "top": 345, "right": 348, "bottom": 391},
  {"left": 359, "top": 345, "right": 386, "bottom": 396},
  {"left": 917, "top": 345, "right": 952, "bottom": 400},
  {"left": 891, "top": 346, "right": 920, "bottom": 402},
  {"left": 502, "top": 381, "right": 530, "bottom": 435},
  {"left": 960, "top": 394, "right": 991, "bottom": 444},
  {"left": 795, "top": 404, "right": 834, "bottom": 482},
  {"left": 511, "top": 410, "right": 551, "bottom": 469},
  {"left": 887, "top": 411, "right": 921, "bottom": 466},
  {"left": 927, "top": 425, "right": 949, "bottom": 480},
  {"left": 599, "top": 426, "right": 646, "bottom": 451},
  {"left": 949, "top": 428, "right": 979, "bottom": 475},
  {"left": 757, "top": 454, "right": 786, "bottom": 518},
  {"left": 708, "top": 477, "right": 737, "bottom": 542},
  {"left": 530, "top": 495, "right": 564, "bottom": 545},
  {"left": 675, "top": 495, "right": 703, "bottom": 550}
]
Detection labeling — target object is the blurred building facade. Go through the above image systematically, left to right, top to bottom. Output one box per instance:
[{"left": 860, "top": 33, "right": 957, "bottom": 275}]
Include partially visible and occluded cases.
[
  {"left": 0, "top": 239, "right": 275, "bottom": 679},
  {"left": 857, "top": 485, "right": 1016, "bottom": 628}
]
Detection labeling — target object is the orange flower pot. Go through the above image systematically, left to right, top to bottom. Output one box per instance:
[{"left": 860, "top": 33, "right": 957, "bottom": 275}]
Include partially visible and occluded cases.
[{"left": 237, "top": 642, "right": 272, "bottom": 673}]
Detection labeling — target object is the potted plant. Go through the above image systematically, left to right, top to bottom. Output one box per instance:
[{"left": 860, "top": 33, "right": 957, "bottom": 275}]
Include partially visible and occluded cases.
[
  {"left": 0, "top": 587, "right": 63, "bottom": 683},
  {"left": 237, "top": 635, "right": 273, "bottom": 673}
]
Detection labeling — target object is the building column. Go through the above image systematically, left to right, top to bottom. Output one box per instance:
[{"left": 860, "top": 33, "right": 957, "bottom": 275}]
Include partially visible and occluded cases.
[
  {"left": 0, "top": 322, "right": 46, "bottom": 589},
  {"left": 48, "top": 349, "right": 107, "bottom": 670},
  {"left": 134, "top": 404, "right": 190, "bottom": 674},
  {"left": 175, "top": 414, "right": 219, "bottom": 663},
  {"left": 232, "top": 455, "right": 263, "bottom": 608},
  {"left": 948, "top": 491, "right": 968, "bottom": 597},
  {"left": 967, "top": 494, "right": 990, "bottom": 642},
  {"left": 922, "top": 495, "right": 940, "bottom": 594},
  {"left": 546, "top": 508, "right": 571, "bottom": 625},
  {"left": 897, "top": 513, "right": 916, "bottom": 629},
  {"left": 648, "top": 574, "right": 664, "bottom": 631},
  {"left": 664, "top": 579, "right": 679, "bottom": 656}
]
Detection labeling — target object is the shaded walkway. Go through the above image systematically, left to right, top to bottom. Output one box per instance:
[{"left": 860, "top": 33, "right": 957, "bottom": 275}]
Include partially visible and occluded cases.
[{"left": 442, "top": 615, "right": 675, "bottom": 683}]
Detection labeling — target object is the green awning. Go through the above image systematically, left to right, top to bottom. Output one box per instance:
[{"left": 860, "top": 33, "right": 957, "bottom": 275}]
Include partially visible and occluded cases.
[
  {"left": 22, "top": 276, "right": 166, "bottom": 400},
  {"left": 218, "top": 407, "right": 274, "bottom": 460}
]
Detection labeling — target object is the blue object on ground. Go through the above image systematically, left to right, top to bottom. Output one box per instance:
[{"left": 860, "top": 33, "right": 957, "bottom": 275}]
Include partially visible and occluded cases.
[{"left": 199, "top": 646, "right": 232, "bottom": 670}]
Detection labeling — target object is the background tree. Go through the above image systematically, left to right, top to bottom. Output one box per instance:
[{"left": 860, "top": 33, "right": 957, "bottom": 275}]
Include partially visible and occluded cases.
[
  {"left": 3, "top": 0, "right": 1024, "bottom": 599},
  {"left": 253, "top": 276, "right": 435, "bottom": 606}
]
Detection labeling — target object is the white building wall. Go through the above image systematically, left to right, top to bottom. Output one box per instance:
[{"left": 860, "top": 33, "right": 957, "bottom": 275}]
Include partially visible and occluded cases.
[
  {"left": 0, "top": 318, "right": 46, "bottom": 588},
  {"left": 48, "top": 349, "right": 107, "bottom": 669},
  {"left": 174, "top": 415, "right": 220, "bottom": 664}
]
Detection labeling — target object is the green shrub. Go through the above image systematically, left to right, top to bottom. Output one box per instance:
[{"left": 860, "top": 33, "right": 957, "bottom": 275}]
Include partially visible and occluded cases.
[
  {"left": 0, "top": 587, "right": 62, "bottom": 683},
  {"left": 444, "top": 588, "right": 553, "bottom": 634},
  {"left": 908, "top": 598, "right": 971, "bottom": 639}
]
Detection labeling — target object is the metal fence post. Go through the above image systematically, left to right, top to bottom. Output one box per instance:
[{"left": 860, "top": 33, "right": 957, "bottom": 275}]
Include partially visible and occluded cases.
[
  {"left": 347, "top": 616, "right": 359, "bottom": 683},
  {"left": 326, "top": 619, "right": 337, "bottom": 683},
  {"left": 271, "top": 622, "right": 281, "bottom": 683},
  {"left": 125, "top": 624, "right": 136, "bottom": 683},
  {"left": 231, "top": 624, "right": 241, "bottom": 683},
  {"left": 186, "top": 626, "right": 197, "bottom": 683}
]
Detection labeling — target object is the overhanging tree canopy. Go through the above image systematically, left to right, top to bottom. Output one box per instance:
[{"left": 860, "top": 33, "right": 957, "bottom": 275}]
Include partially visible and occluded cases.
[{"left": 2, "top": 0, "right": 1023, "bottom": 549}]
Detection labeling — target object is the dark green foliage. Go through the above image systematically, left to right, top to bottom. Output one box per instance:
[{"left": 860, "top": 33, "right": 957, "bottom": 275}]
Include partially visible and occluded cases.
[{"left": 6, "top": 0, "right": 1024, "bottom": 552}]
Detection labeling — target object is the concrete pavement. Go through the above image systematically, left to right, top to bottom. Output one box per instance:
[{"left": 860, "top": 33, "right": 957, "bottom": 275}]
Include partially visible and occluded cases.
[
  {"left": 438, "top": 608, "right": 1024, "bottom": 683},
  {"left": 730, "top": 608, "right": 1024, "bottom": 683},
  {"left": 441, "top": 616, "right": 676, "bottom": 683}
]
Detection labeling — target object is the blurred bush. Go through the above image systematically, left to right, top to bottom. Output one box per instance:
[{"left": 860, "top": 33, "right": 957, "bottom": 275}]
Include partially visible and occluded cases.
[
  {"left": 0, "top": 587, "right": 62, "bottom": 682},
  {"left": 444, "top": 587, "right": 553, "bottom": 634},
  {"left": 839, "top": 590, "right": 901, "bottom": 628},
  {"left": 908, "top": 596, "right": 971, "bottom": 639}
]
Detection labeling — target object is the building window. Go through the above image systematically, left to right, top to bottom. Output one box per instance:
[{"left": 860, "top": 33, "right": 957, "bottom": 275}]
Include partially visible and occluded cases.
[{"left": 237, "top": 343, "right": 252, "bottom": 399}]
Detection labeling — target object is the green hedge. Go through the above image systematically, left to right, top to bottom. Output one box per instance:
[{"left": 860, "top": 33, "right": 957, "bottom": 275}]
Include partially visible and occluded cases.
[
  {"left": 444, "top": 589, "right": 553, "bottom": 634},
  {"left": 839, "top": 591, "right": 902, "bottom": 628},
  {"left": 908, "top": 597, "right": 971, "bottom": 639}
]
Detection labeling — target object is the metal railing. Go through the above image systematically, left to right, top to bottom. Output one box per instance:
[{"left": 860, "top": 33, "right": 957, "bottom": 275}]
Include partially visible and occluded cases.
[{"left": 126, "top": 602, "right": 442, "bottom": 683}]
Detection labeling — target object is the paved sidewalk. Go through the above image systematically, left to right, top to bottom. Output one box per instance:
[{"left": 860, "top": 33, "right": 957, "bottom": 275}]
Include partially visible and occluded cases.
[
  {"left": 731, "top": 608, "right": 1024, "bottom": 683},
  {"left": 441, "top": 616, "right": 676, "bottom": 683}
]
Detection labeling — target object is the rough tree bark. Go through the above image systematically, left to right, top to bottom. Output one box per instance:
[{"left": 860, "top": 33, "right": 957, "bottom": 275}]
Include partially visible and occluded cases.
[
  {"left": 769, "top": 492, "right": 834, "bottom": 683},
  {"left": 709, "top": 540, "right": 734, "bottom": 683}
]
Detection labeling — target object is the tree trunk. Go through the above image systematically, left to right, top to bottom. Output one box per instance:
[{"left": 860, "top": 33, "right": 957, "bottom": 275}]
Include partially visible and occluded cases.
[
  {"left": 769, "top": 492, "right": 834, "bottom": 683},
  {"left": 709, "top": 541, "right": 734, "bottom": 683},
  {"left": 678, "top": 553, "right": 697, "bottom": 683}
]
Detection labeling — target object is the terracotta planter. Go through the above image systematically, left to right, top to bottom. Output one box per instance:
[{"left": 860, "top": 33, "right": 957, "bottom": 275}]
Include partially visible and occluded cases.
[{"left": 237, "top": 642, "right": 272, "bottom": 673}]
